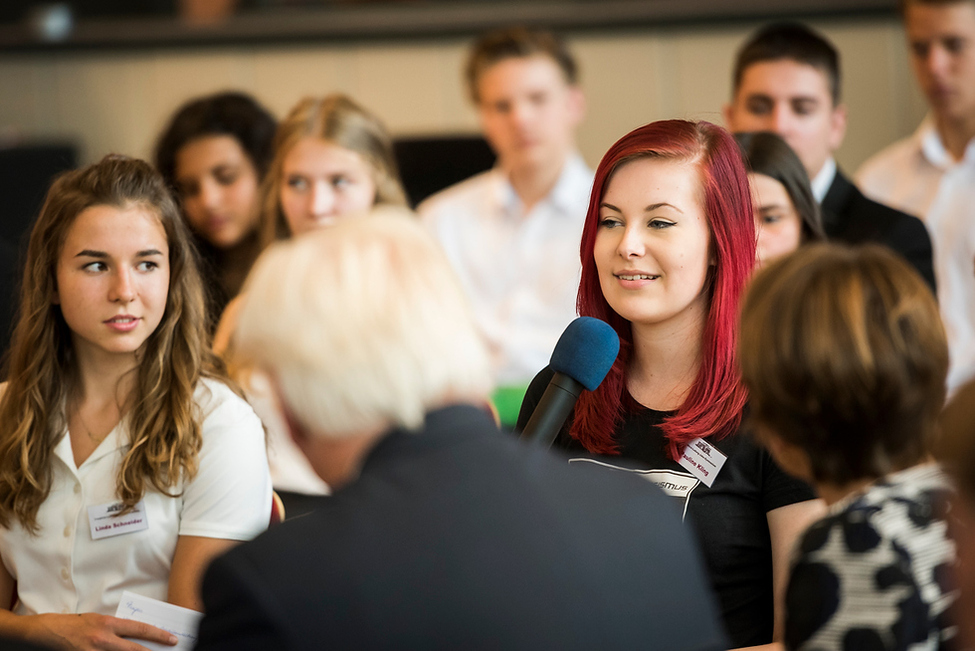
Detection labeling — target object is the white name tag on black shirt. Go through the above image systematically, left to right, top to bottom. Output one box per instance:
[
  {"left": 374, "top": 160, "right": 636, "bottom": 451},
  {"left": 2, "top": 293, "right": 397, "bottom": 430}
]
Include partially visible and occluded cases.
[
  {"left": 678, "top": 438, "right": 727, "bottom": 488},
  {"left": 88, "top": 500, "right": 149, "bottom": 540}
]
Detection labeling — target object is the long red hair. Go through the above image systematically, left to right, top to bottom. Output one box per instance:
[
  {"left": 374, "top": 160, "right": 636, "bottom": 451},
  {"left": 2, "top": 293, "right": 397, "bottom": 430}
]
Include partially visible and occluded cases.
[{"left": 572, "top": 120, "right": 755, "bottom": 460}]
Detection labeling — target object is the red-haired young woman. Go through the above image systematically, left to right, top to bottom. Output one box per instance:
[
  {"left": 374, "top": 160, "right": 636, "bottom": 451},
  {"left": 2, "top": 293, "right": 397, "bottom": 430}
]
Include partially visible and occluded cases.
[{"left": 518, "top": 120, "right": 824, "bottom": 650}]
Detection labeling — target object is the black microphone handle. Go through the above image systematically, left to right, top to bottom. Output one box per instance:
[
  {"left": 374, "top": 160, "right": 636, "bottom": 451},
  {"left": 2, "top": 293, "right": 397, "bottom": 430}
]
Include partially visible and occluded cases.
[{"left": 519, "top": 372, "right": 583, "bottom": 448}]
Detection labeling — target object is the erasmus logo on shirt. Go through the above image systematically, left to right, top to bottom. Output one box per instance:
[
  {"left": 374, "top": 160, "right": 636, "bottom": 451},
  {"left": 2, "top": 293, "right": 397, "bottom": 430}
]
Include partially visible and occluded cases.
[
  {"left": 568, "top": 458, "right": 700, "bottom": 519},
  {"left": 87, "top": 500, "right": 149, "bottom": 540}
]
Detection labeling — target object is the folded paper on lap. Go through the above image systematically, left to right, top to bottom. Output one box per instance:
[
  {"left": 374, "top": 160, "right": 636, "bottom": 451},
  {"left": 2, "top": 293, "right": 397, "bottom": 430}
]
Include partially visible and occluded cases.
[{"left": 115, "top": 591, "right": 202, "bottom": 651}]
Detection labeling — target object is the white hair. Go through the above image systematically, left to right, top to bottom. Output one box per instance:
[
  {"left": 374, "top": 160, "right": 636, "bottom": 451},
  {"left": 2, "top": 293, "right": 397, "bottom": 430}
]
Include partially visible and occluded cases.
[{"left": 235, "top": 207, "right": 493, "bottom": 438}]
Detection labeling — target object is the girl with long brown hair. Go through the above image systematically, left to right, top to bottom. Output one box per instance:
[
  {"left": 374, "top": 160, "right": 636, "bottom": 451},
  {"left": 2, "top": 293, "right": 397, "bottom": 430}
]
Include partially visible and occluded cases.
[{"left": 0, "top": 155, "right": 270, "bottom": 650}]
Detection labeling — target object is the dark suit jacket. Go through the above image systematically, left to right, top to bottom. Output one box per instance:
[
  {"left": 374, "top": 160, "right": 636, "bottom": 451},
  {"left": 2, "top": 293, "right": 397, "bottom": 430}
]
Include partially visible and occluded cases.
[
  {"left": 822, "top": 170, "right": 936, "bottom": 293},
  {"left": 195, "top": 405, "right": 727, "bottom": 651}
]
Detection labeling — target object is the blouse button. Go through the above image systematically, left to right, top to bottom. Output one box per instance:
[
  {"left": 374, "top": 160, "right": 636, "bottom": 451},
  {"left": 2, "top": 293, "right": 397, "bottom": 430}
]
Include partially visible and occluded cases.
[
  {"left": 73, "top": 484, "right": 81, "bottom": 495},
  {"left": 63, "top": 526, "right": 71, "bottom": 537},
  {"left": 60, "top": 567, "right": 69, "bottom": 581}
]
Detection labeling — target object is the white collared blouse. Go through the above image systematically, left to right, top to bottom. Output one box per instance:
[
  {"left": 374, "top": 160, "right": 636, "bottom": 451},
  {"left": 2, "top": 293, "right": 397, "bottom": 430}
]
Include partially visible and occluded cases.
[{"left": 0, "top": 378, "right": 271, "bottom": 616}]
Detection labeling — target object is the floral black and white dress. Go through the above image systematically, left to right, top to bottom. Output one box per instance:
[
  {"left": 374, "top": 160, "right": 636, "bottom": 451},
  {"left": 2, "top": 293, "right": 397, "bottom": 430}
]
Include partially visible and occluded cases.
[{"left": 785, "top": 464, "right": 957, "bottom": 651}]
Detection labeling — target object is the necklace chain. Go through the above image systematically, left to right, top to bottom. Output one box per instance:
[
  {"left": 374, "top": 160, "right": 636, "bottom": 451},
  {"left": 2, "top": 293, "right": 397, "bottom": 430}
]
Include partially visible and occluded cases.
[
  {"left": 71, "top": 398, "right": 115, "bottom": 444},
  {"left": 77, "top": 412, "right": 110, "bottom": 444}
]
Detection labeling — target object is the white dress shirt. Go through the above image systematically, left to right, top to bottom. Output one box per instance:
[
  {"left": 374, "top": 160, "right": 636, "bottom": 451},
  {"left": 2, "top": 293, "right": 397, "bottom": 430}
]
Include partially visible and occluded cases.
[
  {"left": 858, "top": 118, "right": 975, "bottom": 394},
  {"left": 419, "top": 154, "right": 594, "bottom": 386},
  {"left": 810, "top": 157, "right": 837, "bottom": 204},
  {"left": 0, "top": 379, "right": 271, "bottom": 616}
]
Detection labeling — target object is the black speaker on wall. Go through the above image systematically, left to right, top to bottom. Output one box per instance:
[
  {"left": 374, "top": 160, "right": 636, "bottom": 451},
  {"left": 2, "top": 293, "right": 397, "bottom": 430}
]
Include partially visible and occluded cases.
[
  {"left": 393, "top": 135, "right": 496, "bottom": 208},
  {"left": 0, "top": 143, "right": 77, "bottom": 370},
  {"left": 0, "top": 143, "right": 77, "bottom": 246}
]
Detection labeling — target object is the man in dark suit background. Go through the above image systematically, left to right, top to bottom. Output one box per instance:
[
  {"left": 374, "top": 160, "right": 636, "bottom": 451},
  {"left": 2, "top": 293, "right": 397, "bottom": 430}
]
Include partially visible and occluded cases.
[
  {"left": 723, "top": 22, "right": 937, "bottom": 292},
  {"left": 193, "top": 210, "right": 727, "bottom": 651}
]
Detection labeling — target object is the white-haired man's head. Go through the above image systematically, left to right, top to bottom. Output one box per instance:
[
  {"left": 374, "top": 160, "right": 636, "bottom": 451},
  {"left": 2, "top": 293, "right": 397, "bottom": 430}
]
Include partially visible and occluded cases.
[{"left": 236, "top": 207, "right": 493, "bottom": 448}]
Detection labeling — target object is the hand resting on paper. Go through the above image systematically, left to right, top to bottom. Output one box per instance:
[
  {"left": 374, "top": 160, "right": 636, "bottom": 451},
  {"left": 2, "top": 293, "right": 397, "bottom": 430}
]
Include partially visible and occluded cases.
[{"left": 1, "top": 611, "right": 177, "bottom": 651}]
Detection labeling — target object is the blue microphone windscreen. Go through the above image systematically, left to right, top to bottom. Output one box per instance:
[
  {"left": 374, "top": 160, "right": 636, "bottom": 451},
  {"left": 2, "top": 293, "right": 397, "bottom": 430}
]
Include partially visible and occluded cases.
[{"left": 549, "top": 317, "right": 620, "bottom": 392}]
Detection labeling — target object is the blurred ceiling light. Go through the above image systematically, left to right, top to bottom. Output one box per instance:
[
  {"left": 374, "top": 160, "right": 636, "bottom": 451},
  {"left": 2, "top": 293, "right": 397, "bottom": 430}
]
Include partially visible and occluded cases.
[{"left": 28, "top": 3, "right": 73, "bottom": 42}]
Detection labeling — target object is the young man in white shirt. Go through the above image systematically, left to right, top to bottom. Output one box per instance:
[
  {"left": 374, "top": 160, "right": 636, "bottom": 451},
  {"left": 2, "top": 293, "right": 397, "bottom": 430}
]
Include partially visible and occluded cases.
[
  {"left": 858, "top": 0, "right": 975, "bottom": 394},
  {"left": 723, "top": 23, "right": 934, "bottom": 290},
  {"left": 418, "top": 27, "right": 592, "bottom": 423}
]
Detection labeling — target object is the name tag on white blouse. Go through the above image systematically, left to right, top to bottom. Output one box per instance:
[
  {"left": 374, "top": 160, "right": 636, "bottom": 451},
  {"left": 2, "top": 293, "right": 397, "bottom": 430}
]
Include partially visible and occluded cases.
[
  {"left": 678, "top": 438, "right": 727, "bottom": 488},
  {"left": 88, "top": 500, "right": 149, "bottom": 540}
]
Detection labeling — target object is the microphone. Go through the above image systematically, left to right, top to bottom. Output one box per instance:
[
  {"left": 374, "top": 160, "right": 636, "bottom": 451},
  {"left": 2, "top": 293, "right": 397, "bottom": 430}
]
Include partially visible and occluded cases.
[{"left": 519, "top": 317, "right": 620, "bottom": 447}]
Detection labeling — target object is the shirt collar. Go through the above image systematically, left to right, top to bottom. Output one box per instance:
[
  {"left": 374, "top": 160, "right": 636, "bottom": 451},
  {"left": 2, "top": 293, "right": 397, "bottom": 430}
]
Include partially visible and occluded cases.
[
  {"left": 914, "top": 115, "right": 975, "bottom": 169},
  {"left": 916, "top": 117, "right": 954, "bottom": 170},
  {"left": 495, "top": 152, "right": 590, "bottom": 216},
  {"left": 549, "top": 152, "right": 591, "bottom": 213},
  {"left": 810, "top": 157, "right": 837, "bottom": 204},
  {"left": 487, "top": 167, "right": 518, "bottom": 216},
  {"left": 358, "top": 404, "right": 498, "bottom": 475},
  {"left": 53, "top": 420, "right": 126, "bottom": 474},
  {"left": 826, "top": 462, "right": 947, "bottom": 515}
]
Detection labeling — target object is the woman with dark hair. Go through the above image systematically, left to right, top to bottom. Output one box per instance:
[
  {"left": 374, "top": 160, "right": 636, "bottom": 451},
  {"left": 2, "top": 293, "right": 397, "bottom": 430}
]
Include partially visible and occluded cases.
[
  {"left": 154, "top": 91, "right": 277, "bottom": 323},
  {"left": 518, "top": 120, "right": 822, "bottom": 649},
  {"left": 735, "top": 131, "right": 825, "bottom": 267},
  {"left": 0, "top": 156, "right": 270, "bottom": 650},
  {"left": 741, "top": 243, "right": 955, "bottom": 650}
]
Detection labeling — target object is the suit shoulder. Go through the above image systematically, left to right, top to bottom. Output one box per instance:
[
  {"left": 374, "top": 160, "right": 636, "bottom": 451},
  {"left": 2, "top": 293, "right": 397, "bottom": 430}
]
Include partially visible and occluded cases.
[
  {"left": 831, "top": 171, "right": 923, "bottom": 229},
  {"left": 843, "top": 187, "right": 932, "bottom": 261},
  {"left": 855, "top": 188, "right": 922, "bottom": 224},
  {"left": 197, "top": 549, "right": 291, "bottom": 651}
]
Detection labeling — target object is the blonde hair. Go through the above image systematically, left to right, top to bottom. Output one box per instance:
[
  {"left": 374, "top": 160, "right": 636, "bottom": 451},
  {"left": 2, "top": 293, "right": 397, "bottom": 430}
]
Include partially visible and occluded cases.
[
  {"left": 260, "top": 94, "right": 407, "bottom": 246},
  {"left": 0, "top": 156, "right": 225, "bottom": 533},
  {"left": 237, "top": 207, "right": 492, "bottom": 437},
  {"left": 739, "top": 243, "right": 947, "bottom": 486}
]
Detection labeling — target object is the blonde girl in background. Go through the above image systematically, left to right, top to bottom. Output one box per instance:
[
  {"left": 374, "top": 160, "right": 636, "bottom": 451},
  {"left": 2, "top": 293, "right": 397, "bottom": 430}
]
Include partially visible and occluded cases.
[{"left": 214, "top": 94, "right": 408, "bottom": 518}]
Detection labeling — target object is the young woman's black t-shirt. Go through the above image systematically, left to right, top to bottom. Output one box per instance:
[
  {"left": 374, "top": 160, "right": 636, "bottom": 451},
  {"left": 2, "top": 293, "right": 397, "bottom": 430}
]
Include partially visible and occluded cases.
[{"left": 518, "top": 366, "right": 817, "bottom": 648}]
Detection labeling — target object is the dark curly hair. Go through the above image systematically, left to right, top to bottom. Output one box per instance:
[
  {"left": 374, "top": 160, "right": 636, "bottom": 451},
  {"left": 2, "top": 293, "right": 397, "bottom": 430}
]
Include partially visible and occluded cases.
[{"left": 154, "top": 91, "right": 277, "bottom": 191}]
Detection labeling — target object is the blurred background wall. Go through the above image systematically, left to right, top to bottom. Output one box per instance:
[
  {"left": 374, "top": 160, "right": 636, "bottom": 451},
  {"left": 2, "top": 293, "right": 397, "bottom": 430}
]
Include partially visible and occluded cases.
[{"left": 0, "top": 14, "right": 926, "bottom": 173}]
